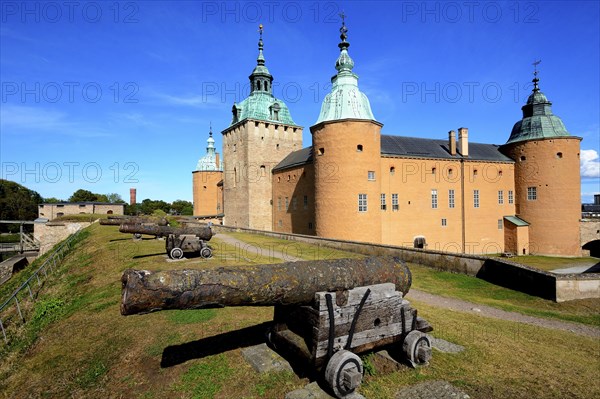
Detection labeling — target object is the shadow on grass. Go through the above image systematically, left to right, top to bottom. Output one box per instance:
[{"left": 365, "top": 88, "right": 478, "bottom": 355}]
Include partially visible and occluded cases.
[
  {"left": 109, "top": 237, "right": 156, "bottom": 242},
  {"left": 132, "top": 253, "right": 166, "bottom": 259},
  {"left": 161, "top": 322, "right": 272, "bottom": 368}
]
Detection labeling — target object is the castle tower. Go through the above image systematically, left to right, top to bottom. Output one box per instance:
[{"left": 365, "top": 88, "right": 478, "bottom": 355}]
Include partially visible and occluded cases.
[
  {"left": 310, "top": 16, "right": 383, "bottom": 242},
  {"left": 221, "top": 25, "right": 303, "bottom": 229},
  {"left": 500, "top": 66, "right": 582, "bottom": 256},
  {"left": 192, "top": 126, "right": 224, "bottom": 216}
]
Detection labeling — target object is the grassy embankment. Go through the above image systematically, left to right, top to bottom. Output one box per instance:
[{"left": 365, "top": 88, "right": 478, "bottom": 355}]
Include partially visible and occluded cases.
[{"left": 0, "top": 224, "right": 598, "bottom": 398}]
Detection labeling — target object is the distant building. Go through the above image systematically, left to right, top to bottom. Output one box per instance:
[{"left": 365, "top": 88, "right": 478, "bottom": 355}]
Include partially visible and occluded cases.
[
  {"left": 196, "top": 22, "right": 584, "bottom": 256},
  {"left": 192, "top": 127, "right": 224, "bottom": 219},
  {"left": 582, "top": 194, "right": 600, "bottom": 218},
  {"left": 38, "top": 202, "right": 124, "bottom": 219}
]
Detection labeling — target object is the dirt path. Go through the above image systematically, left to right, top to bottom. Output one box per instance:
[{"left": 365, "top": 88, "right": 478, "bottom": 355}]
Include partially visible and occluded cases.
[
  {"left": 214, "top": 233, "right": 303, "bottom": 262},
  {"left": 407, "top": 289, "right": 600, "bottom": 338}
]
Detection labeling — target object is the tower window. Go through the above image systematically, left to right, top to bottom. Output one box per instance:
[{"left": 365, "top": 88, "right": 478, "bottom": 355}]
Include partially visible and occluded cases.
[
  {"left": 357, "top": 144, "right": 363, "bottom": 152},
  {"left": 318, "top": 147, "right": 325, "bottom": 156},
  {"left": 556, "top": 152, "right": 563, "bottom": 159},
  {"left": 520, "top": 155, "right": 526, "bottom": 161},
  {"left": 260, "top": 165, "right": 266, "bottom": 176},
  {"left": 390, "top": 166, "right": 395, "bottom": 175},
  {"left": 432, "top": 167, "right": 436, "bottom": 175},
  {"left": 448, "top": 168, "right": 453, "bottom": 177},
  {"left": 473, "top": 169, "right": 478, "bottom": 177},
  {"left": 368, "top": 171, "right": 375, "bottom": 181},
  {"left": 527, "top": 187, "right": 537, "bottom": 201},
  {"left": 431, "top": 189, "right": 438, "bottom": 209},
  {"left": 449, "top": 189, "right": 455, "bottom": 208},
  {"left": 473, "top": 189, "right": 480, "bottom": 208},
  {"left": 498, "top": 190, "right": 504, "bottom": 205},
  {"left": 508, "top": 190, "right": 514, "bottom": 204},
  {"left": 380, "top": 193, "right": 386, "bottom": 210},
  {"left": 392, "top": 194, "right": 399, "bottom": 211},
  {"left": 303, "top": 195, "right": 308, "bottom": 209},
  {"left": 441, "top": 218, "right": 447, "bottom": 227},
  {"left": 498, "top": 219, "right": 503, "bottom": 230},
  {"left": 308, "top": 222, "right": 313, "bottom": 230}
]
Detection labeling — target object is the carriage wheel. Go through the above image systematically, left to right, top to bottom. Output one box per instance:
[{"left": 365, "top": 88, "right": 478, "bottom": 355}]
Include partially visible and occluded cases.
[
  {"left": 169, "top": 247, "right": 184, "bottom": 260},
  {"left": 200, "top": 247, "right": 212, "bottom": 258},
  {"left": 402, "top": 330, "right": 432, "bottom": 367},
  {"left": 324, "top": 350, "right": 363, "bottom": 398}
]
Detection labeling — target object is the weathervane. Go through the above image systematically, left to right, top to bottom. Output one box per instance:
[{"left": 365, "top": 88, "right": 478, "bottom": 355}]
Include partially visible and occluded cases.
[
  {"left": 339, "top": 11, "right": 348, "bottom": 42},
  {"left": 259, "top": 23, "right": 263, "bottom": 38},
  {"left": 532, "top": 59, "right": 541, "bottom": 91}
]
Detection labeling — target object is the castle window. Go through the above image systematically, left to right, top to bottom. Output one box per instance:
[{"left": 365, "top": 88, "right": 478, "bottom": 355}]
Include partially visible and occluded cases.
[
  {"left": 270, "top": 102, "right": 280, "bottom": 121},
  {"left": 255, "top": 121, "right": 259, "bottom": 127},
  {"left": 233, "top": 144, "right": 236, "bottom": 152},
  {"left": 276, "top": 144, "right": 280, "bottom": 150},
  {"left": 357, "top": 144, "right": 363, "bottom": 152},
  {"left": 318, "top": 148, "right": 324, "bottom": 156},
  {"left": 556, "top": 152, "right": 563, "bottom": 159},
  {"left": 520, "top": 155, "right": 526, "bottom": 161},
  {"left": 260, "top": 165, "right": 266, "bottom": 176},
  {"left": 390, "top": 166, "right": 395, "bottom": 175},
  {"left": 432, "top": 167, "right": 436, "bottom": 175},
  {"left": 448, "top": 168, "right": 453, "bottom": 177},
  {"left": 473, "top": 169, "right": 478, "bottom": 177},
  {"left": 498, "top": 170, "right": 503, "bottom": 176},
  {"left": 368, "top": 171, "right": 375, "bottom": 181},
  {"left": 287, "top": 175, "right": 291, "bottom": 181},
  {"left": 277, "top": 176, "right": 281, "bottom": 183},
  {"left": 527, "top": 187, "right": 537, "bottom": 201},
  {"left": 431, "top": 189, "right": 438, "bottom": 209},
  {"left": 449, "top": 189, "right": 455, "bottom": 209},
  {"left": 473, "top": 189, "right": 480, "bottom": 208},
  {"left": 498, "top": 190, "right": 504, "bottom": 205},
  {"left": 508, "top": 190, "right": 514, "bottom": 204},
  {"left": 358, "top": 194, "right": 368, "bottom": 212},
  {"left": 380, "top": 194, "right": 386, "bottom": 210},
  {"left": 392, "top": 194, "right": 399, "bottom": 211},
  {"left": 303, "top": 195, "right": 308, "bottom": 209},
  {"left": 278, "top": 197, "right": 282, "bottom": 211},
  {"left": 285, "top": 197, "right": 289, "bottom": 210},
  {"left": 292, "top": 197, "right": 297, "bottom": 210},
  {"left": 441, "top": 218, "right": 447, "bottom": 227},
  {"left": 498, "top": 219, "right": 503, "bottom": 230},
  {"left": 278, "top": 220, "right": 282, "bottom": 227},
  {"left": 308, "top": 222, "right": 313, "bottom": 230},
  {"left": 414, "top": 236, "right": 426, "bottom": 249}
]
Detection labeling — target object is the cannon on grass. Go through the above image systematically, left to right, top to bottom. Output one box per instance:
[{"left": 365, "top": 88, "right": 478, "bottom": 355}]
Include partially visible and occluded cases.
[
  {"left": 99, "top": 216, "right": 169, "bottom": 227},
  {"left": 118, "top": 224, "right": 213, "bottom": 259},
  {"left": 120, "top": 256, "right": 432, "bottom": 398}
]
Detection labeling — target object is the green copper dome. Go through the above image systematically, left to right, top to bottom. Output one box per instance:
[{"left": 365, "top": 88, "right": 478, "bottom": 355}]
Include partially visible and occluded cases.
[
  {"left": 315, "top": 18, "right": 376, "bottom": 124},
  {"left": 230, "top": 26, "right": 297, "bottom": 127},
  {"left": 506, "top": 73, "right": 570, "bottom": 144},
  {"left": 196, "top": 126, "right": 223, "bottom": 171}
]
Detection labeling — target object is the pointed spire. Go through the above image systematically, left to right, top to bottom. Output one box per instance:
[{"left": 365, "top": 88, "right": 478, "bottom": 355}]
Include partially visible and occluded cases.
[
  {"left": 335, "top": 11, "right": 354, "bottom": 73},
  {"left": 249, "top": 24, "right": 273, "bottom": 95},
  {"left": 532, "top": 59, "right": 541, "bottom": 92},
  {"left": 206, "top": 123, "right": 215, "bottom": 150}
]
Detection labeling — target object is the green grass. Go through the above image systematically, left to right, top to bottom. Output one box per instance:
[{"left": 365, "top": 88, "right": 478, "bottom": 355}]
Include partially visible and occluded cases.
[
  {"left": 51, "top": 213, "right": 109, "bottom": 222},
  {"left": 1, "top": 224, "right": 599, "bottom": 399},
  {"left": 0, "top": 234, "right": 20, "bottom": 243},
  {"left": 504, "top": 255, "right": 599, "bottom": 272},
  {"left": 408, "top": 263, "right": 600, "bottom": 326}
]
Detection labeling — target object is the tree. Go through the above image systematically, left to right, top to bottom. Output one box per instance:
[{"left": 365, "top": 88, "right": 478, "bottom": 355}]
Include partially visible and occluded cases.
[
  {"left": 0, "top": 179, "right": 43, "bottom": 232},
  {"left": 68, "top": 189, "right": 98, "bottom": 202},
  {"left": 106, "top": 193, "right": 125, "bottom": 204},
  {"left": 43, "top": 197, "right": 64, "bottom": 203},
  {"left": 139, "top": 199, "right": 170, "bottom": 215},
  {"left": 171, "top": 200, "right": 193, "bottom": 215}
]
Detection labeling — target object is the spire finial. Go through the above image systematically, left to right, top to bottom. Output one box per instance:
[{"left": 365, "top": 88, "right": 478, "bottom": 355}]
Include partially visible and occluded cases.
[
  {"left": 339, "top": 11, "right": 348, "bottom": 45},
  {"left": 257, "top": 24, "right": 265, "bottom": 65},
  {"left": 532, "top": 59, "right": 541, "bottom": 92},
  {"left": 209, "top": 121, "right": 213, "bottom": 137}
]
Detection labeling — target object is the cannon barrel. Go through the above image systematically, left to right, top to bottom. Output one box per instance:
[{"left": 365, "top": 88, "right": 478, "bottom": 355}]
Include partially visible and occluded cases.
[
  {"left": 100, "top": 217, "right": 168, "bottom": 226},
  {"left": 118, "top": 223, "right": 212, "bottom": 239},
  {"left": 120, "top": 256, "right": 412, "bottom": 315}
]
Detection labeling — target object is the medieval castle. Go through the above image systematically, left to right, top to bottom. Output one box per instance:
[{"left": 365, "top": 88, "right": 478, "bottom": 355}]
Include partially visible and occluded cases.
[{"left": 192, "top": 22, "right": 582, "bottom": 257}]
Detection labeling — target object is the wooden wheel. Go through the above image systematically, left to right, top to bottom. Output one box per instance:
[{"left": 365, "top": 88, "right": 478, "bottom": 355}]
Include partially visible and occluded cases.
[{"left": 324, "top": 350, "right": 363, "bottom": 398}]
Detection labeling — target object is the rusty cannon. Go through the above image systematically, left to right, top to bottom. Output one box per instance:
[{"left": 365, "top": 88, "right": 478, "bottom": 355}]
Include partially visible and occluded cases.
[
  {"left": 99, "top": 216, "right": 168, "bottom": 226},
  {"left": 118, "top": 224, "right": 213, "bottom": 259},
  {"left": 120, "top": 256, "right": 432, "bottom": 398}
]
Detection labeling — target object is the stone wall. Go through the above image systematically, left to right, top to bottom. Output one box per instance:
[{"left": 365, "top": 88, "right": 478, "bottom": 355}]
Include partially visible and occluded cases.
[
  {"left": 34, "top": 222, "right": 91, "bottom": 255},
  {"left": 213, "top": 224, "right": 599, "bottom": 302}
]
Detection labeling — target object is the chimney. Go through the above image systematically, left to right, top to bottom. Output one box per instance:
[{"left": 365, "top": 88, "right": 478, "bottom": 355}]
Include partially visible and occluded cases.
[
  {"left": 458, "top": 127, "right": 468, "bottom": 157},
  {"left": 448, "top": 130, "right": 456, "bottom": 156},
  {"left": 215, "top": 153, "right": 220, "bottom": 170},
  {"left": 129, "top": 188, "right": 137, "bottom": 206}
]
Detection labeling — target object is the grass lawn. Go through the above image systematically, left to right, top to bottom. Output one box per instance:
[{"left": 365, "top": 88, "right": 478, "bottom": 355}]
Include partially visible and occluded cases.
[
  {"left": 0, "top": 224, "right": 598, "bottom": 398},
  {"left": 504, "top": 255, "right": 599, "bottom": 272}
]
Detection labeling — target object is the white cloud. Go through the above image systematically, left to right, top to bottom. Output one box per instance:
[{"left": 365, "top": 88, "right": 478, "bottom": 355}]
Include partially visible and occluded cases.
[{"left": 581, "top": 149, "right": 600, "bottom": 178}]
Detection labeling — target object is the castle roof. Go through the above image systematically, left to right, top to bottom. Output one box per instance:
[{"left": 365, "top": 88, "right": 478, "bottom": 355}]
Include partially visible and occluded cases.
[
  {"left": 315, "top": 16, "right": 376, "bottom": 124},
  {"left": 229, "top": 25, "right": 298, "bottom": 127},
  {"left": 505, "top": 70, "right": 571, "bottom": 145},
  {"left": 273, "top": 135, "right": 513, "bottom": 172}
]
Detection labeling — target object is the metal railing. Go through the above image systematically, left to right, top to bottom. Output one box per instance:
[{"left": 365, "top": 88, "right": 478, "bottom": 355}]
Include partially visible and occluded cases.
[{"left": 0, "top": 229, "right": 82, "bottom": 344}]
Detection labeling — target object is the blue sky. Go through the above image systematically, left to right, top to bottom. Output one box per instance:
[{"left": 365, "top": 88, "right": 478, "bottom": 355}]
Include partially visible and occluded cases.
[{"left": 1, "top": 0, "right": 599, "bottom": 203}]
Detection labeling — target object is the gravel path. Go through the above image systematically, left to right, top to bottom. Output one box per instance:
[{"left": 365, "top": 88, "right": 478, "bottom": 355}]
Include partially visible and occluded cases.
[
  {"left": 214, "top": 233, "right": 303, "bottom": 262},
  {"left": 407, "top": 289, "right": 600, "bottom": 338}
]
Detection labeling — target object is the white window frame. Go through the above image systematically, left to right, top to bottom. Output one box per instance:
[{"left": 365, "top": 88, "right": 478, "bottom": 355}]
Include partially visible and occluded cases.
[
  {"left": 527, "top": 187, "right": 537, "bottom": 201},
  {"left": 431, "top": 189, "right": 438, "bottom": 209},
  {"left": 449, "top": 189, "right": 455, "bottom": 209},
  {"left": 474, "top": 190, "right": 480, "bottom": 208},
  {"left": 498, "top": 190, "right": 504, "bottom": 205},
  {"left": 508, "top": 190, "right": 514, "bottom": 204},
  {"left": 380, "top": 193, "right": 386, "bottom": 210},
  {"left": 358, "top": 194, "right": 368, "bottom": 212},
  {"left": 392, "top": 194, "right": 399, "bottom": 211}
]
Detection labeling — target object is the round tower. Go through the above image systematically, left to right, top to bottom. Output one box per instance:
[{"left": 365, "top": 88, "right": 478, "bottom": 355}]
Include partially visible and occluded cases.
[
  {"left": 311, "top": 17, "right": 382, "bottom": 242},
  {"left": 500, "top": 69, "right": 582, "bottom": 256},
  {"left": 192, "top": 125, "right": 224, "bottom": 217}
]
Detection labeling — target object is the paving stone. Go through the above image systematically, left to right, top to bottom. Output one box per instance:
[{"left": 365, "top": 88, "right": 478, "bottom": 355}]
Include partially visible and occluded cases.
[
  {"left": 431, "top": 338, "right": 465, "bottom": 354},
  {"left": 241, "top": 343, "right": 293, "bottom": 373},
  {"left": 395, "top": 380, "right": 470, "bottom": 399},
  {"left": 285, "top": 382, "right": 365, "bottom": 399}
]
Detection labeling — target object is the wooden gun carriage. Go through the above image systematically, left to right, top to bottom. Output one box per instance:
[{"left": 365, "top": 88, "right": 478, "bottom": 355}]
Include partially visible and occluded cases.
[{"left": 120, "top": 256, "right": 432, "bottom": 398}]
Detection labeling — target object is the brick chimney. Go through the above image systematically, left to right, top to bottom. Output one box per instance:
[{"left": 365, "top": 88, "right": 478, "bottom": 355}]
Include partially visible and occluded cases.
[
  {"left": 458, "top": 127, "right": 468, "bottom": 157},
  {"left": 448, "top": 130, "right": 456, "bottom": 156},
  {"left": 129, "top": 188, "right": 137, "bottom": 206}
]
